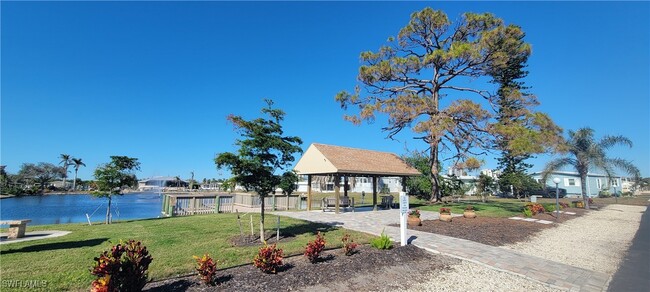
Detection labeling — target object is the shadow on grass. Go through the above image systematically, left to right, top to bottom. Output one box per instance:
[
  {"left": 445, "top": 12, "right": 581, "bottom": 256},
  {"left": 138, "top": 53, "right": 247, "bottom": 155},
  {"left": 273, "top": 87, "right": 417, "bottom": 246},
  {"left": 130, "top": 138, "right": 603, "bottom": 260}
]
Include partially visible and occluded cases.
[
  {"left": 281, "top": 222, "right": 339, "bottom": 238},
  {"left": 1, "top": 238, "right": 109, "bottom": 255}
]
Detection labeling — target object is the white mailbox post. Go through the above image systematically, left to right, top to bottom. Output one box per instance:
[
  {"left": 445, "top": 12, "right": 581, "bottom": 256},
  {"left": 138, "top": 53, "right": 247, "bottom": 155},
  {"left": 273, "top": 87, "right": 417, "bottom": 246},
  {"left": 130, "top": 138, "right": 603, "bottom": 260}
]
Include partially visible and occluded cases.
[{"left": 399, "top": 192, "right": 408, "bottom": 246}]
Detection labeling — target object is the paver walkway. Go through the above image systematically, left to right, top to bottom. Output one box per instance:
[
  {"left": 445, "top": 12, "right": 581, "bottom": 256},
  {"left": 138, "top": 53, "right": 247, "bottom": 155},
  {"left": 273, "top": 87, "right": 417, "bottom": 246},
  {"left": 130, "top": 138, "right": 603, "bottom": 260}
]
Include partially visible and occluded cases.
[
  {"left": 274, "top": 208, "right": 610, "bottom": 291},
  {"left": 0, "top": 230, "right": 71, "bottom": 244}
]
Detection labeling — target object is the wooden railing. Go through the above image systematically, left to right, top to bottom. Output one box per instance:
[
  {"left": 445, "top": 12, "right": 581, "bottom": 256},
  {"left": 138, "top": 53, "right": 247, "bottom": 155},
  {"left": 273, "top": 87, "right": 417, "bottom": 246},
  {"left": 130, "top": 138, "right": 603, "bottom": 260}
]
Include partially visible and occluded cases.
[
  {"left": 162, "top": 193, "right": 306, "bottom": 216},
  {"left": 162, "top": 194, "right": 234, "bottom": 217}
]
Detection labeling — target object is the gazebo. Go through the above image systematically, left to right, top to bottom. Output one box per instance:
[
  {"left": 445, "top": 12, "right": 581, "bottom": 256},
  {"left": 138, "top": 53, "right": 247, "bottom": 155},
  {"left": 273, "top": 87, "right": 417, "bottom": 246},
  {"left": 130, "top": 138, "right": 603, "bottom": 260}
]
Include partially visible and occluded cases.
[{"left": 293, "top": 143, "right": 421, "bottom": 213}]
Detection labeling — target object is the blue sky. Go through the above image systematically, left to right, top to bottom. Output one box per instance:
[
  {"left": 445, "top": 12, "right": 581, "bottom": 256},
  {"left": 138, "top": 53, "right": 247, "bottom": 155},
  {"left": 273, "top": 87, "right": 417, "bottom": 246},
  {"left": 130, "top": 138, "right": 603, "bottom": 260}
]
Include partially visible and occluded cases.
[{"left": 2, "top": 1, "right": 649, "bottom": 181}]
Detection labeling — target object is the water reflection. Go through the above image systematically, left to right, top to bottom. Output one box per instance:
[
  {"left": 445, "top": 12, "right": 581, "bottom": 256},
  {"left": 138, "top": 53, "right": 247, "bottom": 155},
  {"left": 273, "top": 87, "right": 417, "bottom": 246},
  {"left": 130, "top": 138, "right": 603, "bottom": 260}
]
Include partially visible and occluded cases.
[{"left": 0, "top": 192, "right": 163, "bottom": 226}]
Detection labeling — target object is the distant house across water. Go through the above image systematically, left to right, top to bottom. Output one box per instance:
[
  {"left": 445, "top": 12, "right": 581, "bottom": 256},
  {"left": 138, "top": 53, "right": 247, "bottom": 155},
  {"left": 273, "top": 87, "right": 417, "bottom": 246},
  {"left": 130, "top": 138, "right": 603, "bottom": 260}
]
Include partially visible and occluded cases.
[{"left": 138, "top": 176, "right": 188, "bottom": 191}]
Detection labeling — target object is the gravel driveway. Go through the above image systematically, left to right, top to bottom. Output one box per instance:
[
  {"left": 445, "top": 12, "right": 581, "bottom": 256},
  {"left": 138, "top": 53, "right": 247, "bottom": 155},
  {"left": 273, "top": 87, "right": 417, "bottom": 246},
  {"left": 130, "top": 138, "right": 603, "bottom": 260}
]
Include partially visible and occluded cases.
[
  {"left": 401, "top": 204, "right": 646, "bottom": 291},
  {"left": 503, "top": 204, "right": 647, "bottom": 274}
]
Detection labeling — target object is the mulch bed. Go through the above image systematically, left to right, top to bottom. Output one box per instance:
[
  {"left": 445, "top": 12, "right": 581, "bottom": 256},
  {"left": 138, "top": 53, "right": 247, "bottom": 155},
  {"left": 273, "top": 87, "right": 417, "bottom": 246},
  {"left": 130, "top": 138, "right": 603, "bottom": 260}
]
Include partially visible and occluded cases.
[
  {"left": 399, "top": 208, "right": 587, "bottom": 247},
  {"left": 229, "top": 232, "right": 295, "bottom": 247},
  {"left": 144, "top": 245, "right": 459, "bottom": 291}
]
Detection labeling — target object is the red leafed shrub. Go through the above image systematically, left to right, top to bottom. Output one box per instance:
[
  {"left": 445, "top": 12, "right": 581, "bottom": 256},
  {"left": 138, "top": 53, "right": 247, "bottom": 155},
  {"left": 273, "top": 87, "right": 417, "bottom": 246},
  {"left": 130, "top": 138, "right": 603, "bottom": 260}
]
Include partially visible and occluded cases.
[
  {"left": 559, "top": 202, "right": 569, "bottom": 209},
  {"left": 525, "top": 203, "right": 545, "bottom": 215},
  {"left": 439, "top": 207, "right": 451, "bottom": 214},
  {"left": 304, "top": 232, "right": 326, "bottom": 263},
  {"left": 341, "top": 233, "right": 358, "bottom": 256},
  {"left": 90, "top": 240, "right": 153, "bottom": 292},
  {"left": 253, "top": 244, "right": 284, "bottom": 274},
  {"left": 194, "top": 254, "right": 218, "bottom": 285}
]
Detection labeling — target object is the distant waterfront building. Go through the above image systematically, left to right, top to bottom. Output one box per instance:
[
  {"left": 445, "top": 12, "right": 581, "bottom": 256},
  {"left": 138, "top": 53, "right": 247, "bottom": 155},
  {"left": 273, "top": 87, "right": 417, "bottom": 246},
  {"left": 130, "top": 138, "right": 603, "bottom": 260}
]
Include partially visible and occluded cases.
[{"left": 138, "top": 176, "right": 188, "bottom": 191}]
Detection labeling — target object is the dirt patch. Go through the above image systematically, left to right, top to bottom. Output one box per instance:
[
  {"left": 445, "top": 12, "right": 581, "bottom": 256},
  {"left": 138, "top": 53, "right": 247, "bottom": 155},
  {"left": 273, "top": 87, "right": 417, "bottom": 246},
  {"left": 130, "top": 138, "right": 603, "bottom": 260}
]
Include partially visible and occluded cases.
[
  {"left": 401, "top": 208, "right": 586, "bottom": 246},
  {"left": 229, "top": 232, "right": 295, "bottom": 247},
  {"left": 144, "top": 245, "right": 459, "bottom": 291}
]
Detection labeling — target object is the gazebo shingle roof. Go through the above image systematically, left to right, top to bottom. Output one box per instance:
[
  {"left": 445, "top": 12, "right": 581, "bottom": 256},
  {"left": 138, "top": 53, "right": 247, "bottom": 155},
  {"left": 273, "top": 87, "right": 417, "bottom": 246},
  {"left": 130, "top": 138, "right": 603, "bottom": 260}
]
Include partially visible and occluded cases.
[{"left": 293, "top": 143, "right": 421, "bottom": 176}]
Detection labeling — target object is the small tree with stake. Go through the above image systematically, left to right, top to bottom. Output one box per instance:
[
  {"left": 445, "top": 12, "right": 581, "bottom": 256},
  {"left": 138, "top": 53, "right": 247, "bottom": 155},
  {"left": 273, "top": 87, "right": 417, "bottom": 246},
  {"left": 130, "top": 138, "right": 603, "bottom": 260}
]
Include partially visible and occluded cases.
[
  {"left": 215, "top": 99, "right": 302, "bottom": 242},
  {"left": 93, "top": 156, "right": 140, "bottom": 224}
]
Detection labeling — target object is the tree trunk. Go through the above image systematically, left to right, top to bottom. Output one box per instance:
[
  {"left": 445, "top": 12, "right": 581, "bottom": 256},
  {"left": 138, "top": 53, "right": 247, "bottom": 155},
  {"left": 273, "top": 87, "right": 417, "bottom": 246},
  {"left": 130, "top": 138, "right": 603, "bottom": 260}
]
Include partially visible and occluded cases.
[
  {"left": 429, "top": 141, "right": 442, "bottom": 203},
  {"left": 73, "top": 170, "right": 78, "bottom": 191},
  {"left": 62, "top": 171, "right": 67, "bottom": 192},
  {"left": 580, "top": 172, "right": 589, "bottom": 209},
  {"left": 106, "top": 195, "right": 112, "bottom": 224},
  {"left": 259, "top": 195, "right": 265, "bottom": 242}
]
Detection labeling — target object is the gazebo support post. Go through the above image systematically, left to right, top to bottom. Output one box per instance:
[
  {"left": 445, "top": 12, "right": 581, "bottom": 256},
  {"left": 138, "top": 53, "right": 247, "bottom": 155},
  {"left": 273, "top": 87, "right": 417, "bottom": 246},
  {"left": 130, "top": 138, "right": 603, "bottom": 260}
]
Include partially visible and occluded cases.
[
  {"left": 307, "top": 175, "right": 312, "bottom": 211},
  {"left": 334, "top": 175, "right": 341, "bottom": 214},
  {"left": 344, "top": 176, "right": 348, "bottom": 197},
  {"left": 372, "top": 176, "right": 378, "bottom": 211}
]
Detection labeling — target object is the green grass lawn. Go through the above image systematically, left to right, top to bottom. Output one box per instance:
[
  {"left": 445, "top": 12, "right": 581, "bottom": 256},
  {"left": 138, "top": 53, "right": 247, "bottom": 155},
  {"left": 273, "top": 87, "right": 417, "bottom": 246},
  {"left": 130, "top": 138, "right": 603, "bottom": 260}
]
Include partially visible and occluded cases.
[
  {"left": 407, "top": 193, "right": 650, "bottom": 218},
  {"left": 408, "top": 197, "right": 529, "bottom": 218},
  {"left": 0, "top": 213, "right": 374, "bottom": 291}
]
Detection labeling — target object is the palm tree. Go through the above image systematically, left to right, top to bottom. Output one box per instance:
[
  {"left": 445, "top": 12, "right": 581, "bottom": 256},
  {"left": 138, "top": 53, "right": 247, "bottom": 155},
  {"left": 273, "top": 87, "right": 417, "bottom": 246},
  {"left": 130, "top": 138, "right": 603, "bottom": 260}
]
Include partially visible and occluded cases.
[
  {"left": 542, "top": 127, "right": 640, "bottom": 209},
  {"left": 59, "top": 154, "right": 72, "bottom": 191},
  {"left": 71, "top": 158, "right": 86, "bottom": 191}
]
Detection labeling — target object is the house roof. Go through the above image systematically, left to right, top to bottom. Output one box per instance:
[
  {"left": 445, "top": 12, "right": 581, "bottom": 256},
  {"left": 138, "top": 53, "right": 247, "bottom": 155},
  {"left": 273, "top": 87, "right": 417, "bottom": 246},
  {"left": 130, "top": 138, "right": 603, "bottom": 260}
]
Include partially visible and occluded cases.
[
  {"left": 293, "top": 143, "right": 421, "bottom": 176},
  {"left": 530, "top": 171, "right": 621, "bottom": 178},
  {"left": 139, "top": 176, "right": 187, "bottom": 183}
]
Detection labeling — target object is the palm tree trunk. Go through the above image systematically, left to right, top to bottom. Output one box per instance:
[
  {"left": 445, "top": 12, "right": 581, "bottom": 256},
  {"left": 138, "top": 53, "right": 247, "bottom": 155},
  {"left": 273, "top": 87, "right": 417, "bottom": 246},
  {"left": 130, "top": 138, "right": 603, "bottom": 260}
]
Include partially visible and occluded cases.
[
  {"left": 73, "top": 170, "right": 78, "bottom": 191},
  {"left": 580, "top": 173, "right": 589, "bottom": 209},
  {"left": 106, "top": 195, "right": 112, "bottom": 224},
  {"left": 259, "top": 196, "right": 265, "bottom": 242}
]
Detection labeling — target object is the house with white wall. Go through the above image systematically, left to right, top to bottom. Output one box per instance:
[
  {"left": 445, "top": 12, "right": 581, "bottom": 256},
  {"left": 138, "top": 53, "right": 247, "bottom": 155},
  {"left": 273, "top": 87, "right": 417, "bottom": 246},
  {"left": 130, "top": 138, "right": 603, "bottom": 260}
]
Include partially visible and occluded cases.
[{"left": 530, "top": 171, "right": 622, "bottom": 197}]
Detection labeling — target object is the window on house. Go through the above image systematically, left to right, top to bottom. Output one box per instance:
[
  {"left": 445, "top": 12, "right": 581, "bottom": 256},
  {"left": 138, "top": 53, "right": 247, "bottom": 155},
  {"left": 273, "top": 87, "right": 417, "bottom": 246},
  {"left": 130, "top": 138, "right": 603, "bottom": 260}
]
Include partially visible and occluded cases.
[
  {"left": 568, "top": 178, "right": 576, "bottom": 186},
  {"left": 597, "top": 179, "right": 602, "bottom": 189},
  {"left": 611, "top": 179, "right": 619, "bottom": 187},
  {"left": 325, "top": 183, "right": 334, "bottom": 191}
]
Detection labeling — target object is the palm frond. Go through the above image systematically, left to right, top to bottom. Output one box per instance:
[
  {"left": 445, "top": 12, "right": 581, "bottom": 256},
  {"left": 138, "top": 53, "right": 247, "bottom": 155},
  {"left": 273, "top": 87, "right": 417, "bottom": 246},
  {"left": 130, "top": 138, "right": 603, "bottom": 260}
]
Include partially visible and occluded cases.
[
  {"left": 599, "top": 135, "right": 633, "bottom": 150},
  {"left": 541, "top": 157, "right": 576, "bottom": 181},
  {"left": 606, "top": 158, "right": 641, "bottom": 178}
]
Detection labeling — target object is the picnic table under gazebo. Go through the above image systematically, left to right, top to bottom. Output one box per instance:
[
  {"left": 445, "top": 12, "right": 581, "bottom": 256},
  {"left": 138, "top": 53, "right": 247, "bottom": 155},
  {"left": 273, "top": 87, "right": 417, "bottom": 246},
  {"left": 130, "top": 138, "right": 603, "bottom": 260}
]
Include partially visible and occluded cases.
[{"left": 293, "top": 143, "right": 421, "bottom": 213}]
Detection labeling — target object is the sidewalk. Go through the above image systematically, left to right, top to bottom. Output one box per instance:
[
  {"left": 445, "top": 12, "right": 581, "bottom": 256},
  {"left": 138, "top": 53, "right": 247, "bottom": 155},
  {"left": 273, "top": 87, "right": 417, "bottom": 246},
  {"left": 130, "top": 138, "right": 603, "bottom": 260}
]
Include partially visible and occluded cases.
[{"left": 274, "top": 208, "right": 610, "bottom": 292}]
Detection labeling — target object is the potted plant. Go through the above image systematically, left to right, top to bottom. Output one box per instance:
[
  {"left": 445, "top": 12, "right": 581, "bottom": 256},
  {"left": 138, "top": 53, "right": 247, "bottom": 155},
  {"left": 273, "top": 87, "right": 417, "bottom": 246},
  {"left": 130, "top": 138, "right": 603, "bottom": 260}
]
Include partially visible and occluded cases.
[
  {"left": 463, "top": 205, "right": 476, "bottom": 218},
  {"left": 439, "top": 207, "right": 452, "bottom": 222},
  {"left": 407, "top": 209, "right": 421, "bottom": 226}
]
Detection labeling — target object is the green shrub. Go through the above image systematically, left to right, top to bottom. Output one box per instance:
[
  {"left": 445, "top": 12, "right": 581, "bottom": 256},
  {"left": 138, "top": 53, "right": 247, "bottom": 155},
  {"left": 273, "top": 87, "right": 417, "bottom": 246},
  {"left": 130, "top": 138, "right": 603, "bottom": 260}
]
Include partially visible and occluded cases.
[
  {"left": 524, "top": 203, "right": 545, "bottom": 215},
  {"left": 542, "top": 203, "right": 556, "bottom": 213},
  {"left": 523, "top": 208, "right": 533, "bottom": 218},
  {"left": 370, "top": 230, "right": 393, "bottom": 250},
  {"left": 90, "top": 240, "right": 153, "bottom": 292}
]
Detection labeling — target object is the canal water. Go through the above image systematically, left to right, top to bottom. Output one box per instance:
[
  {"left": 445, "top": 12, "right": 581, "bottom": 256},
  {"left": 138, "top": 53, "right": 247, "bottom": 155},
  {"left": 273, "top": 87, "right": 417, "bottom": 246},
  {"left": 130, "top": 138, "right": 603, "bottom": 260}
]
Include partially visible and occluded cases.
[{"left": 0, "top": 192, "right": 163, "bottom": 226}]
